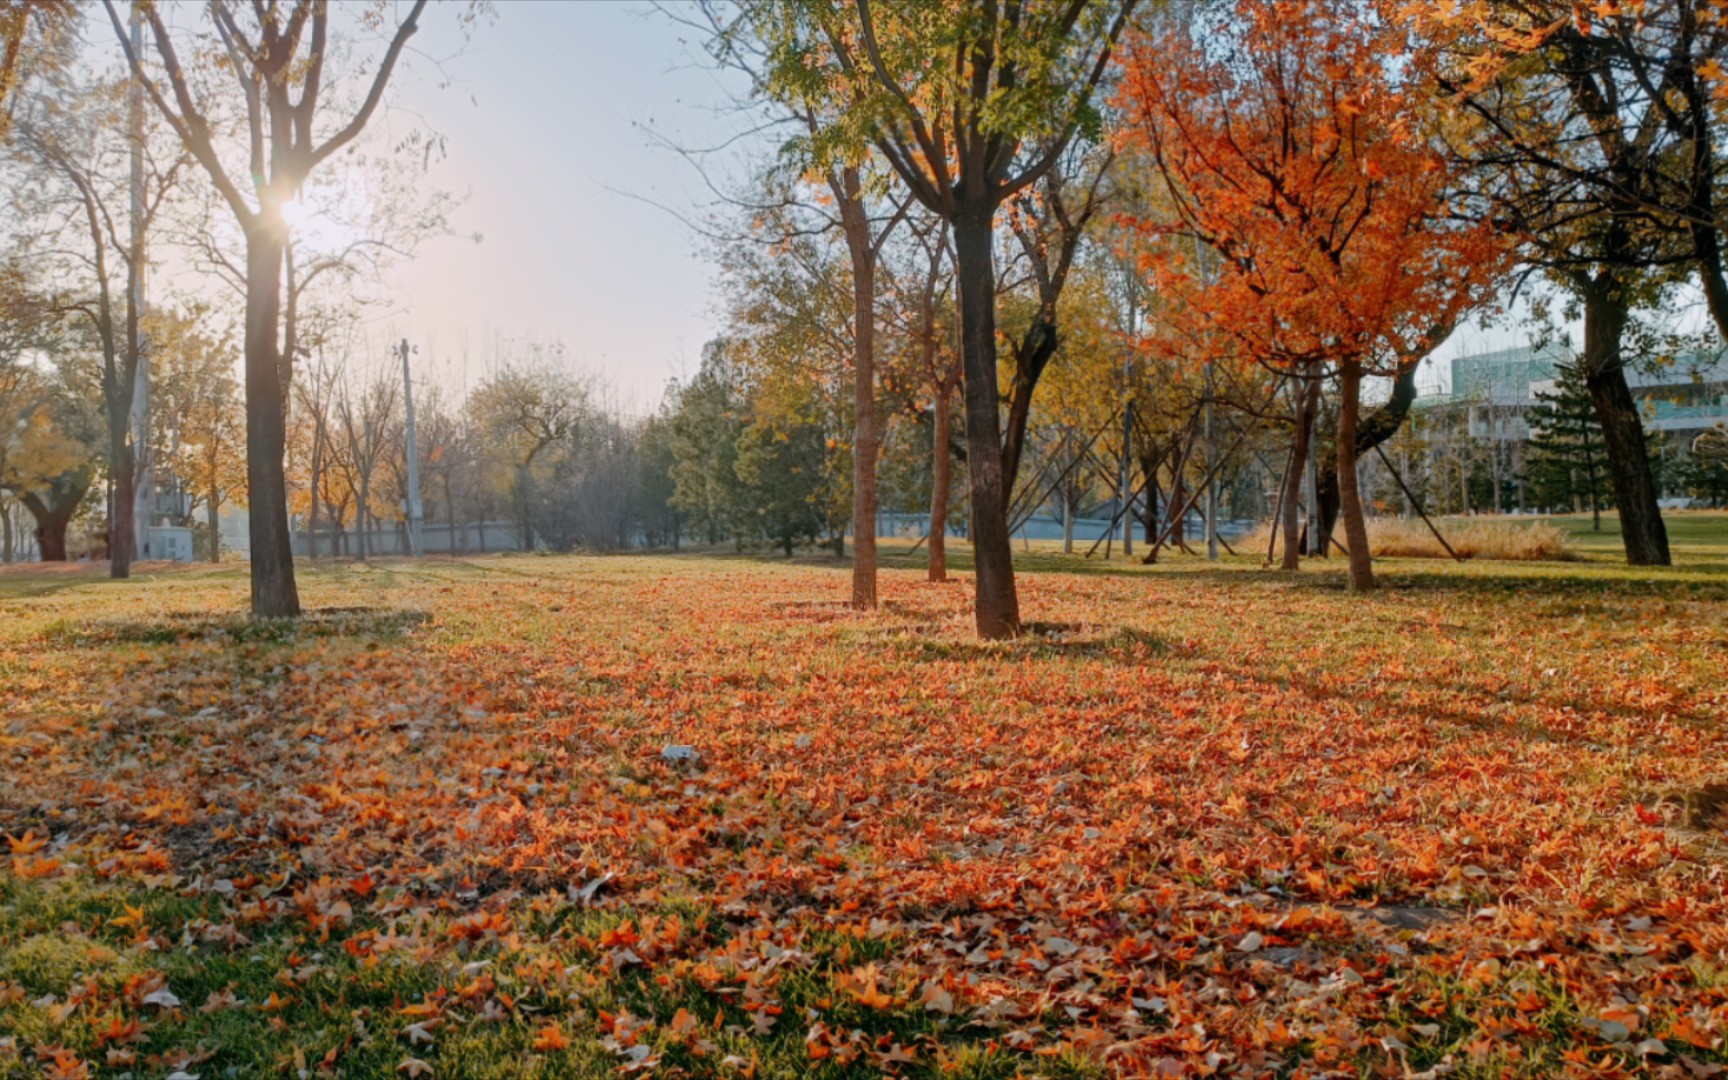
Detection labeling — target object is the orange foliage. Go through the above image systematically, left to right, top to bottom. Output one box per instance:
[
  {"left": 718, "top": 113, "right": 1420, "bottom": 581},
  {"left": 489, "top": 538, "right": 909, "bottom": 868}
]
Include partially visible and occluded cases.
[{"left": 1115, "top": 0, "right": 1506, "bottom": 377}]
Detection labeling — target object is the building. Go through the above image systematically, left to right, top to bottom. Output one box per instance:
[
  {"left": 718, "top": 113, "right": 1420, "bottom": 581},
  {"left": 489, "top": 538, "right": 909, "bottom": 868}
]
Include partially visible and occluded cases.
[
  {"left": 1421, "top": 341, "right": 1728, "bottom": 438},
  {"left": 1406, "top": 342, "right": 1728, "bottom": 511},
  {"left": 145, "top": 525, "right": 196, "bottom": 562}
]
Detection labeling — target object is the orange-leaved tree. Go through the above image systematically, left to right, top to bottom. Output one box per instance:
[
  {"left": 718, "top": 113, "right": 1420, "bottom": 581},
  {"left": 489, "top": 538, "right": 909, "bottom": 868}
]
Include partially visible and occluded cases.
[{"left": 1116, "top": 0, "right": 1506, "bottom": 590}]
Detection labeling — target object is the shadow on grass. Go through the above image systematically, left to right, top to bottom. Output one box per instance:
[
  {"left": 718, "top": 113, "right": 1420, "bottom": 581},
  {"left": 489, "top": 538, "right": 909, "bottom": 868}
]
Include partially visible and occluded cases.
[
  {"left": 882, "top": 543, "right": 1728, "bottom": 600},
  {"left": 0, "top": 561, "right": 248, "bottom": 601},
  {"left": 40, "top": 605, "right": 430, "bottom": 647},
  {"left": 887, "top": 623, "right": 1172, "bottom": 664}
]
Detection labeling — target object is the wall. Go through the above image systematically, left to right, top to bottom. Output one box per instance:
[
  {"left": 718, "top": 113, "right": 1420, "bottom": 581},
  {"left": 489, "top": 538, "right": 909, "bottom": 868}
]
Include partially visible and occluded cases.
[{"left": 291, "top": 521, "right": 528, "bottom": 558}]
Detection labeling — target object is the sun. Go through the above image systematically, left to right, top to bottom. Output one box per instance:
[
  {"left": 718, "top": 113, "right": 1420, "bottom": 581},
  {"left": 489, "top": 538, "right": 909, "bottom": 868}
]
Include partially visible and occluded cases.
[
  {"left": 278, "top": 190, "right": 363, "bottom": 253},
  {"left": 279, "top": 193, "right": 315, "bottom": 235}
]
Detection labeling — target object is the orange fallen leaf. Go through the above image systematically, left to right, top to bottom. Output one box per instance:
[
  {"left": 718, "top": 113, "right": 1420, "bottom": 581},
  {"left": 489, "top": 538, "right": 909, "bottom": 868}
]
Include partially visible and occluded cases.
[{"left": 532, "top": 1023, "right": 569, "bottom": 1051}]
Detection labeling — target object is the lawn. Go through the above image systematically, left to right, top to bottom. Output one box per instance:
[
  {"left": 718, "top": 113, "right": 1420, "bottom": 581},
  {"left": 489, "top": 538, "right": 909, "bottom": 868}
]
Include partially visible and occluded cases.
[{"left": 1, "top": 530, "right": 1726, "bottom": 1078}]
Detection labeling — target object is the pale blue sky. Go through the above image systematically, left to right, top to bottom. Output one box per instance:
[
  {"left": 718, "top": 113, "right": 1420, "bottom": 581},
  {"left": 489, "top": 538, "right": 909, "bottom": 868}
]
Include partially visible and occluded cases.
[
  {"left": 328, "top": 1, "right": 1650, "bottom": 411},
  {"left": 378, "top": 1, "right": 750, "bottom": 414}
]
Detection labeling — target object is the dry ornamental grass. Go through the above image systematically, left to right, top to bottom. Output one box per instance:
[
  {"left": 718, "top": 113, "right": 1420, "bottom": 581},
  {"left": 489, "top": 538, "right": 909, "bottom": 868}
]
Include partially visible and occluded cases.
[{"left": 1238, "top": 517, "right": 1578, "bottom": 562}]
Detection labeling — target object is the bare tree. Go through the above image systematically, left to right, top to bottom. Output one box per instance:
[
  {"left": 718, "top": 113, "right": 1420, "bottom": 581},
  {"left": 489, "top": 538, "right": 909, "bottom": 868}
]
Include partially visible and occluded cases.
[
  {"left": 106, "top": 0, "right": 444, "bottom": 614},
  {"left": 334, "top": 367, "right": 400, "bottom": 559}
]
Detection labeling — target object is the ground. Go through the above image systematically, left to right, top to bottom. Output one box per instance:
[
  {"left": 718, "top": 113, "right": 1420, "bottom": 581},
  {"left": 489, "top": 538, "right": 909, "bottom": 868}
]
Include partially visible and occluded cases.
[{"left": 1, "top": 514, "right": 1726, "bottom": 1078}]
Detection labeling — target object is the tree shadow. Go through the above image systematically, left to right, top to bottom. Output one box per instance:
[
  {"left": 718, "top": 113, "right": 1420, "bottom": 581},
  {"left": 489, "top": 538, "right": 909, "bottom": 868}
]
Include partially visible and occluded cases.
[
  {"left": 0, "top": 561, "right": 235, "bottom": 601},
  {"left": 40, "top": 606, "right": 430, "bottom": 647},
  {"left": 885, "top": 622, "right": 1171, "bottom": 664}
]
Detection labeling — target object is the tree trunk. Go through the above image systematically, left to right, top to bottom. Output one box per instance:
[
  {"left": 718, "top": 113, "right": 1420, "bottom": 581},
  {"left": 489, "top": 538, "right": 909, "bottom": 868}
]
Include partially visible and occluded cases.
[
  {"left": 840, "top": 178, "right": 879, "bottom": 610},
  {"left": 953, "top": 207, "right": 1018, "bottom": 638},
  {"left": 242, "top": 226, "right": 301, "bottom": 615},
  {"left": 847, "top": 273, "right": 877, "bottom": 603},
  {"left": 1580, "top": 282, "right": 1669, "bottom": 565},
  {"left": 1001, "top": 317, "right": 1058, "bottom": 495},
  {"left": 1336, "top": 362, "right": 1374, "bottom": 591},
  {"left": 1319, "top": 363, "right": 1420, "bottom": 540},
  {"left": 1281, "top": 374, "right": 1319, "bottom": 570},
  {"left": 928, "top": 388, "right": 951, "bottom": 582},
  {"left": 308, "top": 427, "right": 322, "bottom": 560},
  {"left": 110, "top": 441, "right": 136, "bottom": 578},
  {"left": 1400, "top": 446, "right": 1411, "bottom": 518},
  {"left": 1458, "top": 446, "right": 1470, "bottom": 514},
  {"left": 515, "top": 464, "right": 534, "bottom": 550},
  {"left": 1169, "top": 471, "right": 1185, "bottom": 547},
  {"left": 445, "top": 476, "right": 457, "bottom": 554},
  {"left": 1144, "top": 476, "right": 1159, "bottom": 545},
  {"left": 357, "top": 477, "right": 370, "bottom": 560},
  {"left": 1061, "top": 486, "right": 1074, "bottom": 555},
  {"left": 22, "top": 489, "right": 79, "bottom": 562},
  {"left": 207, "top": 489, "right": 221, "bottom": 562},
  {"left": 1, "top": 502, "right": 12, "bottom": 562},
  {"left": 37, "top": 515, "right": 70, "bottom": 561}
]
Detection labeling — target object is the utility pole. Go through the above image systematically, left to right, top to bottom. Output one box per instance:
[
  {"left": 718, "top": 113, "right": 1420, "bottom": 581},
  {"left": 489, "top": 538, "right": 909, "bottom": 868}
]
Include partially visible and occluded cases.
[
  {"left": 128, "top": 6, "right": 151, "bottom": 560},
  {"left": 1195, "top": 237, "right": 1220, "bottom": 561},
  {"left": 1120, "top": 262, "right": 1138, "bottom": 559},
  {"left": 400, "top": 339, "right": 424, "bottom": 557},
  {"left": 1120, "top": 364, "right": 1134, "bottom": 558},
  {"left": 1205, "top": 365, "right": 1219, "bottom": 560},
  {"left": 1306, "top": 448, "right": 1323, "bottom": 556}
]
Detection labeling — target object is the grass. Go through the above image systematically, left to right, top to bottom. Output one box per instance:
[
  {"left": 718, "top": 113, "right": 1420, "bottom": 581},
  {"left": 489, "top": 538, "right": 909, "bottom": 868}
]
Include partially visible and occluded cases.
[{"left": 1, "top": 520, "right": 1726, "bottom": 1077}]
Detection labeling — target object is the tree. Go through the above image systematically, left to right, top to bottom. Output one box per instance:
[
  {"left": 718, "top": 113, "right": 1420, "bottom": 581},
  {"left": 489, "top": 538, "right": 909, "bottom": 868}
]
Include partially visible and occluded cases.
[
  {"left": 0, "top": 0, "right": 74, "bottom": 140},
  {"left": 107, "top": 0, "right": 451, "bottom": 615},
  {"left": 761, "top": 0, "right": 1138, "bottom": 638},
  {"left": 1117, "top": 0, "right": 1504, "bottom": 590},
  {"left": 1410, "top": 0, "right": 1697, "bottom": 565},
  {"left": 671, "top": 1, "right": 910, "bottom": 604},
  {"left": 1420, "top": 2, "right": 1728, "bottom": 344},
  {"left": 12, "top": 72, "right": 188, "bottom": 578},
  {"left": 998, "top": 148, "right": 1115, "bottom": 497},
  {"left": 707, "top": 198, "right": 858, "bottom": 556},
  {"left": 881, "top": 215, "right": 962, "bottom": 580},
  {"left": 0, "top": 262, "right": 57, "bottom": 560},
  {"left": 151, "top": 310, "right": 245, "bottom": 561},
  {"left": 288, "top": 335, "right": 344, "bottom": 559},
  {"left": 663, "top": 336, "right": 842, "bottom": 556},
  {"left": 668, "top": 343, "right": 750, "bottom": 545},
  {"left": 0, "top": 357, "right": 101, "bottom": 561},
  {"left": 466, "top": 359, "right": 585, "bottom": 551},
  {"left": 1525, "top": 360, "right": 1613, "bottom": 527},
  {"left": 333, "top": 368, "right": 401, "bottom": 559},
  {"left": 412, "top": 384, "right": 475, "bottom": 554},
  {"left": 632, "top": 391, "right": 684, "bottom": 549},
  {"left": 733, "top": 411, "right": 831, "bottom": 556},
  {"left": 1676, "top": 425, "right": 1728, "bottom": 508}
]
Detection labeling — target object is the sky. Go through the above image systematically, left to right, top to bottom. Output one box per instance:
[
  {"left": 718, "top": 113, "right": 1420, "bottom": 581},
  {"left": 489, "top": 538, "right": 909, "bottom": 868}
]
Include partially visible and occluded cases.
[
  {"left": 345, "top": 1, "right": 753, "bottom": 416},
  {"left": 347, "top": 1, "right": 1582, "bottom": 411},
  {"left": 106, "top": 2, "right": 1654, "bottom": 413}
]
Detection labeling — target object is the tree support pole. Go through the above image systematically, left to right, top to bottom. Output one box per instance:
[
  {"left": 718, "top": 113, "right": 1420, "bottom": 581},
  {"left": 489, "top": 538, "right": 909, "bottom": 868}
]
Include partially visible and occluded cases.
[
  {"left": 1149, "top": 422, "right": 1259, "bottom": 553},
  {"left": 1374, "top": 442, "right": 1464, "bottom": 562},
  {"left": 1265, "top": 448, "right": 1293, "bottom": 566}
]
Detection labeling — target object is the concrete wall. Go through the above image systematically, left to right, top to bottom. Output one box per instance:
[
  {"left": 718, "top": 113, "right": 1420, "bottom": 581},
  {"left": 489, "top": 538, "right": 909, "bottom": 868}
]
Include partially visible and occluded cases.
[{"left": 291, "top": 521, "right": 527, "bottom": 558}]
